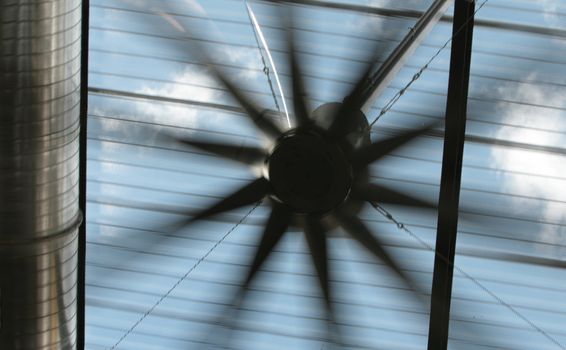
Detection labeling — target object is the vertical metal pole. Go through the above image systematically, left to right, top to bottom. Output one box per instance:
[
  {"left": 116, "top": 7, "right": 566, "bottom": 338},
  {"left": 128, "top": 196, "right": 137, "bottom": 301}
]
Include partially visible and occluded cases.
[
  {"left": 1, "top": 0, "right": 83, "bottom": 348},
  {"left": 78, "top": 0, "right": 90, "bottom": 348},
  {"left": 427, "top": 1, "right": 475, "bottom": 349}
]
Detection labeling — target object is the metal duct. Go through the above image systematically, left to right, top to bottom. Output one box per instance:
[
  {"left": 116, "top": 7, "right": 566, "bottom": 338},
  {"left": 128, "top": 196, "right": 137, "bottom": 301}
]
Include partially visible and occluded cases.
[{"left": 1, "top": 0, "right": 82, "bottom": 349}]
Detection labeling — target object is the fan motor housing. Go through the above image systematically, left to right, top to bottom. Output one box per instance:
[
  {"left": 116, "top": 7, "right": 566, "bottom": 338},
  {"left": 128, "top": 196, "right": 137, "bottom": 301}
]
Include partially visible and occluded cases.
[
  {"left": 267, "top": 102, "right": 371, "bottom": 215},
  {"left": 268, "top": 129, "right": 352, "bottom": 214}
]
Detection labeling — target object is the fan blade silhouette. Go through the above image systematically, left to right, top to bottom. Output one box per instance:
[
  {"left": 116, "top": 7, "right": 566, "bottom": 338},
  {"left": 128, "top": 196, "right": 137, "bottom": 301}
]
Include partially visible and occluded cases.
[
  {"left": 119, "top": 2, "right": 442, "bottom": 348},
  {"left": 287, "top": 21, "right": 312, "bottom": 128},
  {"left": 327, "top": 58, "right": 377, "bottom": 139},
  {"left": 207, "top": 65, "right": 283, "bottom": 139},
  {"left": 350, "top": 123, "right": 438, "bottom": 167},
  {"left": 175, "top": 138, "right": 267, "bottom": 165},
  {"left": 189, "top": 177, "right": 270, "bottom": 223},
  {"left": 243, "top": 203, "right": 292, "bottom": 288},
  {"left": 332, "top": 209, "right": 417, "bottom": 292}
]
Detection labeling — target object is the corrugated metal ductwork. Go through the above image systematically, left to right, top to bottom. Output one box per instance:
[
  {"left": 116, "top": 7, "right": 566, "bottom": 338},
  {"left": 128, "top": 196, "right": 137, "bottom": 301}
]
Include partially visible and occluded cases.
[{"left": 1, "top": 0, "right": 82, "bottom": 349}]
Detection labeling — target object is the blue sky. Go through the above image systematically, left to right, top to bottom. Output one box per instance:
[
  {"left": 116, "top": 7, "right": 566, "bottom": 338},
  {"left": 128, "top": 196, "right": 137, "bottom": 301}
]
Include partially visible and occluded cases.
[{"left": 86, "top": 1, "right": 566, "bottom": 349}]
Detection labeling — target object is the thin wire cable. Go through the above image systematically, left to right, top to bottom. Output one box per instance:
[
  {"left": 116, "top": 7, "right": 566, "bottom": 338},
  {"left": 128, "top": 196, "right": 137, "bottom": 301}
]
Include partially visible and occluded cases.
[
  {"left": 244, "top": 0, "right": 292, "bottom": 128},
  {"left": 366, "top": 0, "right": 490, "bottom": 130},
  {"left": 107, "top": 201, "right": 263, "bottom": 349},
  {"left": 370, "top": 202, "right": 566, "bottom": 350}
]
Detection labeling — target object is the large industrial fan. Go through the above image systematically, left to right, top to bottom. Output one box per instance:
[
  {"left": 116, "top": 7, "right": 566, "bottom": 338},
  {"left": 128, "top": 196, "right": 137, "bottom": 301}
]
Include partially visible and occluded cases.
[
  {"left": 92, "top": 0, "right": 530, "bottom": 349},
  {"left": 144, "top": 1, "right": 441, "bottom": 347}
]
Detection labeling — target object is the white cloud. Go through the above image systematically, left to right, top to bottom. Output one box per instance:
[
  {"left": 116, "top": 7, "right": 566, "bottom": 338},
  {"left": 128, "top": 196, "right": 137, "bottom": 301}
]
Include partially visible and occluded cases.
[
  {"left": 121, "top": 0, "right": 269, "bottom": 131},
  {"left": 123, "top": 0, "right": 206, "bottom": 16},
  {"left": 182, "top": 0, "right": 207, "bottom": 16},
  {"left": 346, "top": 0, "right": 396, "bottom": 34},
  {"left": 539, "top": 0, "right": 565, "bottom": 28},
  {"left": 539, "top": 0, "right": 566, "bottom": 50},
  {"left": 133, "top": 43, "right": 263, "bottom": 126},
  {"left": 220, "top": 46, "right": 263, "bottom": 81},
  {"left": 136, "top": 65, "right": 217, "bottom": 130},
  {"left": 489, "top": 74, "right": 566, "bottom": 253}
]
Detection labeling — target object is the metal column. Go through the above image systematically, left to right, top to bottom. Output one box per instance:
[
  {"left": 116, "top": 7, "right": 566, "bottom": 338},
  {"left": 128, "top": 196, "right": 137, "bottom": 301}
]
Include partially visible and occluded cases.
[
  {"left": 0, "top": 0, "right": 83, "bottom": 348},
  {"left": 427, "top": 1, "right": 476, "bottom": 349}
]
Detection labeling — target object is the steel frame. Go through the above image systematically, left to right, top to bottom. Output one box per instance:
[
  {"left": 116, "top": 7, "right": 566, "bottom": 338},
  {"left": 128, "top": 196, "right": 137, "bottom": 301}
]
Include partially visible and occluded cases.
[{"left": 428, "top": 1, "right": 476, "bottom": 349}]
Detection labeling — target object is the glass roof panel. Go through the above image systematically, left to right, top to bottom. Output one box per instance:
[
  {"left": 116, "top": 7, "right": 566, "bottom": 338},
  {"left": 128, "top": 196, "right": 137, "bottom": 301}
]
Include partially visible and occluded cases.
[{"left": 86, "top": 1, "right": 566, "bottom": 349}]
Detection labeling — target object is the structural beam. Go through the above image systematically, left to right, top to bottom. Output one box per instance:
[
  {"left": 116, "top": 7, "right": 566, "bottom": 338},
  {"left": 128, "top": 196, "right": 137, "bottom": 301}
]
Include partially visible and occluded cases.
[
  {"left": 359, "top": 0, "right": 452, "bottom": 113},
  {"left": 1, "top": 1, "right": 82, "bottom": 348},
  {"left": 428, "top": 1, "right": 475, "bottom": 350}
]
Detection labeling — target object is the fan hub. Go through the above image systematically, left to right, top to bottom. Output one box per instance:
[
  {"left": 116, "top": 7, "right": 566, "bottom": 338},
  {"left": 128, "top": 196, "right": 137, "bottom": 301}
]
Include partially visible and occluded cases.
[{"left": 268, "top": 130, "right": 352, "bottom": 214}]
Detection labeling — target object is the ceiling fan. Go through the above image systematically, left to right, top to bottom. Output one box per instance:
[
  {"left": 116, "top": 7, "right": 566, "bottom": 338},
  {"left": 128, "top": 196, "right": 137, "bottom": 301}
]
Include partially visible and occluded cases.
[
  {"left": 90, "top": 0, "right": 566, "bottom": 349},
  {"left": 110, "top": 0, "right": 468, "bottom": 348},
  {"left": 159, "top": 4, "right": 441, "bottom": 347}
]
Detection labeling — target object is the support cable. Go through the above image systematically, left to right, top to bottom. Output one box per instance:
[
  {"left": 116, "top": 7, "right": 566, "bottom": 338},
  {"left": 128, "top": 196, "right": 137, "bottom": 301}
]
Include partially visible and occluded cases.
[
  {"left": 366, "top": 0, "right": 490, "bottom": 130},
  {"left": 108, "top": 201, "right": 262, "bottom": 349},
  {"left": 370, "top": 202, "right": 565, "bottom": 350}
]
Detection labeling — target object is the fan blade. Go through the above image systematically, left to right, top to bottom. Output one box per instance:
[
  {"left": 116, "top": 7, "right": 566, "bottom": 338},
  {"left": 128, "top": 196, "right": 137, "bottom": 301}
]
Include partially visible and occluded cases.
[
  {"left": 138, "top": 0, "right": 284, "bottom": 140},
  {"left": 284, "top": 15, "right": 312, "bottom": 128},
  {"left": 326, "top": 33, "right": 401, "bottom": 137},
  {"left": 290, "top": 45, "right": 312, "bottom": 127},
  {"left": 209, "top": 65, "right": 284, "bottom": 140},
  {"left": 327, "top": 66, "right": 374, "bottom": 139},
  {"left": 351, "top": 123, "right": 436, "bottom": 167},
  {"left": 176, "top": 138, "right": 267, "bottom": 165},
  {"left": 190, "top": 177, "right": 270, "bottom": 222},
  {"left": 352, "top": 184, "right": 436, "bottom": 209},
  {"left": 243, "top": 203, "right": 292, "bottom": 287},
  {"left": 199, "top": 204, "right": 290, "bottom": 349},
  {"left": 333, "top": 209, "right": 417, "bottom": 293},
  {"left": 304, "top": 216, "right": 330, "bottom": 306},
  {"left": 304, "top": 216, "right": 344, "bottom": 347}
]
